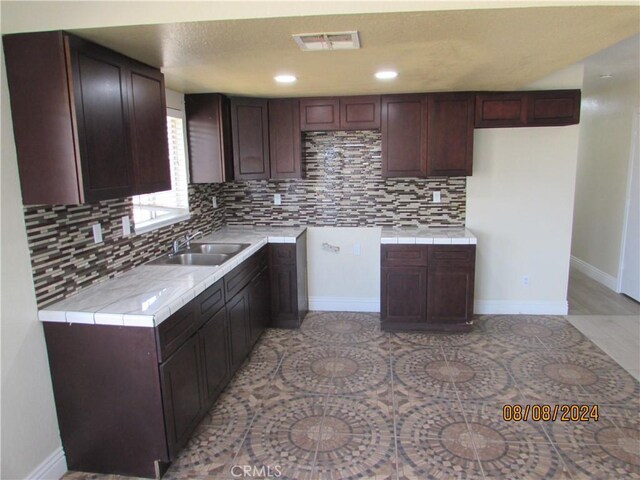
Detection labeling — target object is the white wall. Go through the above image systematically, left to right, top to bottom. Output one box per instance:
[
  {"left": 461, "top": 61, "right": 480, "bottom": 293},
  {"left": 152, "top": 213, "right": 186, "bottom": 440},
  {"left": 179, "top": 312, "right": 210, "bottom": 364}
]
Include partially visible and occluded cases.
[
  {"left": 0, "top": 57, "right": 66, "bottom": 478},
  {"left": 571, "top": 62, "right": 639, "bottom": 285},
  {"left": 467, "top": 65, "right": 584, "bottom": 314},
  {"left": 307, "top": 227, "right": 381, "bottom": 312}
]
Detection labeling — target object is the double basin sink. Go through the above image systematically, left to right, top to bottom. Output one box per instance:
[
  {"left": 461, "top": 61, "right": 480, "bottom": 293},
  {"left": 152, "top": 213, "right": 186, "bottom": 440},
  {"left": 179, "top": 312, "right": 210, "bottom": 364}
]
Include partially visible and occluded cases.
[{"left": 147, "top": 243, "right": 250, "bottom": 267}]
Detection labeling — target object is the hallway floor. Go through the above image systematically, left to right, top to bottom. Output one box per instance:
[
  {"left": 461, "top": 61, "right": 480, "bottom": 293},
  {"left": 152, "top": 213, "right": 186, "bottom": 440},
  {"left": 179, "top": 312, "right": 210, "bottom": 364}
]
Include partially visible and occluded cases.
[
  {"left": 567, "top": 266, "right": 640, "bottom": 380},
  {"left": 67, "top": 312, "right": 640, "bottom": 479}
]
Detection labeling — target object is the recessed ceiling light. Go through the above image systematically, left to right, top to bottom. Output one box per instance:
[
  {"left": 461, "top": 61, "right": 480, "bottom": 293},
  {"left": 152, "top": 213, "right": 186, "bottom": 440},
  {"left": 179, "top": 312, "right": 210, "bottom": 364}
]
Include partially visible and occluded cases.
[
  {"left": 375, "top": 70, "right": 398, "bottom": 80},
  {"left": 599, "top": 73, "right": 614, "bottom": 79},
  {"left": 274, "top": 74, "right": 297, "bottom": 83}
]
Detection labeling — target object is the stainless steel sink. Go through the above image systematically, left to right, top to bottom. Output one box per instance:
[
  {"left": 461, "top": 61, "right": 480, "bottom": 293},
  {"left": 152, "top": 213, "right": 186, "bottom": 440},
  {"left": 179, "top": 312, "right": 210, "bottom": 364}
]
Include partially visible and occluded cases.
[
  {"left": 147, "top": 243, "right": 250, "bottom": 266},
  {"left": 185, "top": 243, "right": 250, "bottom": 255},
  {"left": 148, "top": 253, "right": 233, "bottom": 266}
]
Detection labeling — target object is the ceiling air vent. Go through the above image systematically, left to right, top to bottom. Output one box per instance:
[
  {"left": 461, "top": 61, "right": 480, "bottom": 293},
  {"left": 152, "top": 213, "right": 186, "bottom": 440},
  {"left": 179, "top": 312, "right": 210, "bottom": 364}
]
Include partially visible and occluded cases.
[{"left": 292, "top": 31, "right": 360, "bottom": 51}]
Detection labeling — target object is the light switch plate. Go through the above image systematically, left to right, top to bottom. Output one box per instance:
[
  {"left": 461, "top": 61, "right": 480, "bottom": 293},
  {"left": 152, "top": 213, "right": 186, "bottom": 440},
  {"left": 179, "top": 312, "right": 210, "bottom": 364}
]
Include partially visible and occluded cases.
[
  {"left": 433, "top": 191, "right": 442, "bottom": 203},
  {"left": 274, "top": 194, "right": 282, "bottom": 206},
  {"left": 212, "top": 196, "right": 218, "bottom": 208},
  {"left": 121, "top": 216, "right": 131, "bottom": 236},
  {"left": 92, "top": 223, "right": 103, "bottom": 244},
  {"left": 353, "top": 244, "right": 361, "bottom": 256}
]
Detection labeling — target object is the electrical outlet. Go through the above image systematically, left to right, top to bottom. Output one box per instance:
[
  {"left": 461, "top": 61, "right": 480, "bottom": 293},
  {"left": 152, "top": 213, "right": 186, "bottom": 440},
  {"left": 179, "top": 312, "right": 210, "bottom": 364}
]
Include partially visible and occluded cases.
[
  {"left": 433, "top": 191, "right": 442, "bottom": 203},
  {"left": 274, "top": 193, "right": 282, "bottom": 206},
  {"left": 212, "top": 196, "right": 218, "bottom": 208},
  {"left": 121, "top": 216, "right": 131, "bottom": 236},
  {"left": 92, "top": 223, "right": 103, "bottom": 244},
  {"left": 522, "top": 276, "right": 530, "bottom": 286}
]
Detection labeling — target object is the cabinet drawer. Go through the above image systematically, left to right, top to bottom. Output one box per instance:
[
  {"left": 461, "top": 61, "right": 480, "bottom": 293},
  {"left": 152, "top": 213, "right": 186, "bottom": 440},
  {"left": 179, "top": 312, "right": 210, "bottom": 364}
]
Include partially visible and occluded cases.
[
  {"left": 269, "top": 243, "right": 296, "bottom": 265},
  {"left": 381, "top": 245, "right": 428, "bottom": 267},
  {"left": 429, "top": 245, "right": 475, "bottom": 264},
  {"left": 224, "top": 247, "right": 267, "bottom": 300},
  {"left": 195, "top": 278, "right": 225, "bottom": 320},
  {"left": 156, "top": 301, "right": 198, "bottom": 363}
]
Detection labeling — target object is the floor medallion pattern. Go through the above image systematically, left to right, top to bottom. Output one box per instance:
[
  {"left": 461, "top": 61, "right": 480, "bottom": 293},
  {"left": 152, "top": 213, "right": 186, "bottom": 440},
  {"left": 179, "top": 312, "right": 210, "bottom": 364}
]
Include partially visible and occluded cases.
[{"left": 63, "top": 312, "right": 640, "bottom": 480}]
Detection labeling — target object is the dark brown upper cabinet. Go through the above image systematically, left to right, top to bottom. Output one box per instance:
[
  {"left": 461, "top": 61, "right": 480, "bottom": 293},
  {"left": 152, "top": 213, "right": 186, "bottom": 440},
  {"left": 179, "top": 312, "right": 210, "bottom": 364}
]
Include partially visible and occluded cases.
[
  {"left": 3, "top": 31, "right": 171, "bottom": 205},
  {"left": 475, "top": 90, "right": 581, "bottom": 128},
  {"left": 527, "top": 90, "right": 581, "bottom": 126},
  {"left": 475, "top": 92, "right": 527, "bottom": 128},
  {"left": 185, "top": 93, "right": 233, "bottom": 183},
  {"left": 426, "top": 93, "right": 475, "bottom": 177},
  {"left": 381, "top": 94, "right": 427, "bottom": 177},
  {"left": 300, "top": 96, "right": 381, "bottom": 131},
  {"left": 339, "top": 96, "right": 381, "bottom": 130},
  {"left": 230, "top": 97, "right": 270, "bottom": 181},
  {"left": 299, "top": 97, "right": 340, "bottom": 131},
  {"left": 268, "top": 99, "right": 302, "bottom": 179}
]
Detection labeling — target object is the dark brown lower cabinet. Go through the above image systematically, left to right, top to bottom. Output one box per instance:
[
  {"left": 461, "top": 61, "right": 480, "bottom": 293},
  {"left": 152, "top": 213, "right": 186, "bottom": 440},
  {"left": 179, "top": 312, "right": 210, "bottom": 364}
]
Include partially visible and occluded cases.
[
  {"left": 268, "top": 233, "right": 308, "bottom": 328},
  {"left": 381, "top": 244, "right": 476, "bottom": 332},
  {"left": 427, "top": 246, "right": 476, "bottom": 325},
  {"left": 42, "top": 247, "right": 271, "bottom": 478},
  {"left": 380, "top": 266, "right": 427, "bottom": 325},
  {"left": 249, "top": 267, "right": 270, "bottom": 345},
  {"left": 227, "top": 286, "right": 252, "bottom": 373},
  {"left": 199, "top": 308, "right": 231, "bottom": 410},
  {"left": 160, "top": 334, "right": 204, "bottom": 459}
]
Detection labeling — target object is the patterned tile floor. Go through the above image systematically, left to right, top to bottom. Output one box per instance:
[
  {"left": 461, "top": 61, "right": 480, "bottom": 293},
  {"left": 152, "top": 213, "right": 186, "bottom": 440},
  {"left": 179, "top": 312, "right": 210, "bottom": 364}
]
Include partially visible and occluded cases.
[{"left": 66, "top": 312, "right": 640, "bottom": 480}]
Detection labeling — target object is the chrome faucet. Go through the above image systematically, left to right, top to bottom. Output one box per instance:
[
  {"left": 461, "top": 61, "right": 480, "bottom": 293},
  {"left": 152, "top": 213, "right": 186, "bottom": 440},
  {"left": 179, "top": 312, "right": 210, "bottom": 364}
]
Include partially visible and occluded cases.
[{"left": 172, "top": 231, "right": 203, "bottom": 254}]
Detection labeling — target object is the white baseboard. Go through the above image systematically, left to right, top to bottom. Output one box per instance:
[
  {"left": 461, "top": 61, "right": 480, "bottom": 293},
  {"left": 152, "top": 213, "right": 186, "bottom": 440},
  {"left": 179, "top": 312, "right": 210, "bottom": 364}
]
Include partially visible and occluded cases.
[
  {"left": 571, "top": 255, "right": 619, "bottom": 292},
  {"left": 308, "top": 296, "right": 380, "bottom": 312},
  {"left": 474, "top": 300, "right": 568, "bottom": 315},
  {"left": 27, "top": 447, "right": 67, "bottom": 480}
]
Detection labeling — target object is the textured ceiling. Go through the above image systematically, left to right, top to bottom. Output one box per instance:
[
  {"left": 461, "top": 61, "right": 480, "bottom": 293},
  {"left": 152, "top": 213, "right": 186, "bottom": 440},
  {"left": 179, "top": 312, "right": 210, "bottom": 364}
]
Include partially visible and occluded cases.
[{"left": 69, "top": 6, "right": 639, "bottom": 96}]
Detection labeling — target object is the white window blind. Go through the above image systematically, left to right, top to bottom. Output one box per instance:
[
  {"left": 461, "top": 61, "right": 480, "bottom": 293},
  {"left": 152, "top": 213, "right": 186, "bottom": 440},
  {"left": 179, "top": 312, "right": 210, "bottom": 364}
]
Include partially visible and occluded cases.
[{"left": 132, "top": 110, "right": 190, "bottom": 232}]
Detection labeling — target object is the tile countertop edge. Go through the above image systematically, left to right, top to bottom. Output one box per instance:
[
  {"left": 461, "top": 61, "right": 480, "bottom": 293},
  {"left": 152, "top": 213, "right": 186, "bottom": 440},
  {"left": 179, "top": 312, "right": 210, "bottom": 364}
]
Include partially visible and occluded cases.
[
  {"left": 38, "top": 227, "right": 305, "bottom": 328},
  {"left": 380, "top": 227, "right": 477, "bottom": 245}
]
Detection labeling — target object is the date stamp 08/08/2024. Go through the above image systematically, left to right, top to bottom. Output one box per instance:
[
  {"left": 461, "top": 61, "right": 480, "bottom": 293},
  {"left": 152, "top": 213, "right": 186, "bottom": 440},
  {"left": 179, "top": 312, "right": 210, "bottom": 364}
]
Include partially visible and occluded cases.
[{"left": 502, "top": 404, "right": 600, "bottom": 422}]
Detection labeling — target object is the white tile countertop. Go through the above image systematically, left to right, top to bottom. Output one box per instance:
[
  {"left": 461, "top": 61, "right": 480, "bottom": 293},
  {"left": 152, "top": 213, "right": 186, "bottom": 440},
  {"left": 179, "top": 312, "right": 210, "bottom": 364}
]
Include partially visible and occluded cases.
[
  {"left": 38, "top": 226, "right": 306, "bottom": 328},
  {"left": 380, "top": 227, "right": 477, "bottom": 245}
]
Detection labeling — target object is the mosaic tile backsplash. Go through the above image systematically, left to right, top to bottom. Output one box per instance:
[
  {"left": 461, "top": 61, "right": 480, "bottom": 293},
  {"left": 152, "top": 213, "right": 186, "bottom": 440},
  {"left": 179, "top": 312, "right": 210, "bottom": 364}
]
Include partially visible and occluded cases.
[
  {"left": 24, "top": 130, "right": 466, "bottom": 308},
  {"left": 223, "top": 131, "right": 466, "bottom": 228},
  {"left": 24, "top": 184, "right": 224, "bottom": 308}
]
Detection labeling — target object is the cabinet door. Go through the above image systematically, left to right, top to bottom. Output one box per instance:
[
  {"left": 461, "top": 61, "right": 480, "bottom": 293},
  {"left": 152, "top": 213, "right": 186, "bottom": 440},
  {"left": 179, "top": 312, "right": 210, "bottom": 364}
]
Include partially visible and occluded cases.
[
  {"left": 3, "top": 31, "right": 83, "bottom": 205},
  {"left": 67, "top": 35, "right": 135, "bottom": 202},
  {"left": 127, "top": 62, "right": 171, "bottom": 195},
  {"left": 527, "top": 90, "right": 580, "bottom": 126},
  {"left": 185, "top": 93, "right": 233, "bottom": 183},
  {"left": 426, "top": 93, "right": 474, "bottom": 177},
  {"left": 475, "top": 93, "right": 527, "bottom": 128},
  {"left": 381, "top": 95, "right": 427, "bottom": 178},
  {"left": 340, "top": 96, "right": 381, "bottom": 130},
  {"left": 230, "top": 98, "right": 270, "bottom": 180},
  {"left": 300, "top": 98, "right": 340, "bottom": 131},
  {"left": 268, "top": 99, "right": 302, "bottom": 179},
  {"left": 427, "top": 246, "right": 475, "bottom": 324},
  {"left": 269, "top": 264, "right": 299, "bottom": 328},
  {"left": 381, "top": 266, "right": 427, "bottom": 324},
  {"left": 248, "top": 268, "right": 270, "bottom": 346},
  {"left": 227, "top": 287, "right": 251, "bottom": 373},
  {"left": 199, "top": 308, "right": 231, "bottom": 408},
  {"left": 159, "top": 334, "right": 203, "bottom": 459}
]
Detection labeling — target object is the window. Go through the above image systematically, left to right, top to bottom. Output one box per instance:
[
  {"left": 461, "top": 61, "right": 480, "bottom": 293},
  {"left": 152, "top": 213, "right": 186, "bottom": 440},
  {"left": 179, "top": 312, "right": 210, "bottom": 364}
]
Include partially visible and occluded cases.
[{"left": 132, "top": 108, "right": 190, "bottom": 233}]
